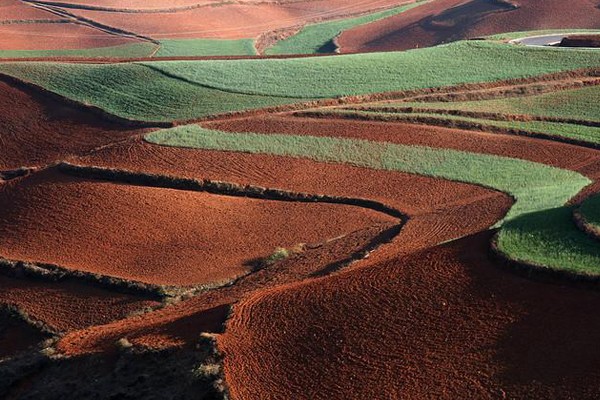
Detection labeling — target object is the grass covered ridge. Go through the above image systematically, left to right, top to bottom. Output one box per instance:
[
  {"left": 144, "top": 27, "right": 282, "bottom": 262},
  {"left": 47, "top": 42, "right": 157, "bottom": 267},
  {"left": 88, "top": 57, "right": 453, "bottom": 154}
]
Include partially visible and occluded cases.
[
  {"left": 156, "top": 39, "right": 256, "bottom": 57},
  {"left": 0, "top": 42, "right": 157, "bottom": 59},
  {"left": 145, "top": 125, "right": 590, "bottom": 222}
]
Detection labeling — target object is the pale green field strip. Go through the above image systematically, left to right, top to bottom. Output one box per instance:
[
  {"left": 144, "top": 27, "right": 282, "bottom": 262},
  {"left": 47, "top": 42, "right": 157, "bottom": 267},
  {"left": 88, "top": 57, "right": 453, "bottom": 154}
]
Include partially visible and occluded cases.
[
  {"left": 266, "top": 1, "right": 428, "bottom": 55},
  {"left": 486, "top": 30, "right": 600, "bottom": 41},
  {"left": 155, "top": 39, "right": 256, "bottom": 57},
  {"left": 1, "top": 40, "right": 599, "bottom": 121},
  {"left": 143, "top": 41, "right": 600, "bottom": 99},
  {"left": 0, "top": 42, "right": 157, "bottom": 59},
  {"left": 0, "top": 63, "right": 306, "bottom": 122},
  {"left": 384, "top": 85, "right": 600, "bottom": 123},
  {"left": 323, "top": 109, "right": 600, "bottom": 145},
  {"left": 146, "top": 125, "right": 590, "bottom": 223},
  {"left": 577, "top": 194, "right": 600, "bottom": 236},
  {"left": 497, "top": 206, "right": 600, "bottom": 276}
]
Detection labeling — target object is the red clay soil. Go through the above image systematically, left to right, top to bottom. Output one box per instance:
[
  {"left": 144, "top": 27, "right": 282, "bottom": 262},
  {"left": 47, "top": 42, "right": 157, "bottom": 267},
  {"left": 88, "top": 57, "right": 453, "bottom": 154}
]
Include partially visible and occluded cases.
[
  {"left": 0, "top": 0, "right": 61, "bottom": 20},
  {"left": 45, "top": 0, "right": 314, "bottom": 11},
  {"left": 69, "top": 0, "right": 409, "bottom": 39},
  {"left": 338, "top": 0, "right": 600, "bottom": 52},
  {"left": 0, "top": 22, "right": 141, "bottom": 50},
  {"left": 561, "top": 35, "right": 600, "bottom": 48},
  {"left": 0, "top": 78, "right": 142, "bottom": 170},
  {"left": 205, "top": 115, "right": 600, "bottom": 173},
  {"left": 55, "top": 140, "right": 511, "bottom": 355},
  {"left": 0, "top": 168, "right": 393, "bottom": 286},
  {"left": 220, "top": 230, "right": 600, "bottom": 400},
  {"left": 0, "top": 275, "right": 159, "bottom": 333},
  {"left": 0, "top": 309, "right": 47, "bottom": 359}
]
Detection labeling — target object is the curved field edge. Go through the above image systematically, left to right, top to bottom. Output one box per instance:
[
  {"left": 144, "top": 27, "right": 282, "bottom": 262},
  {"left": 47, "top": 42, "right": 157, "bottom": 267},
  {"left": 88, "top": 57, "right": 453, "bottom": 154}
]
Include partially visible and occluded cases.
[
  {"left": 265, "top": 0, "right": 428, "bottom": 55},
  {"left": 1, "top": 41, "right": 599, "bottom": 122},
  {"left": 145, "top": 125, "right": 589, "bottom": 223},
  {"left": 575, "top": 194, "right": 600, "bottom": 241}
]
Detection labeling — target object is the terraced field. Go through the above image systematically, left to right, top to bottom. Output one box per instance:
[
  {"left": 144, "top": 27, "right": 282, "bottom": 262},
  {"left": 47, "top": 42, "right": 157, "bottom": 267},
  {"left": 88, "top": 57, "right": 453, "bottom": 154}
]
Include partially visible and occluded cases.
[{"left": 2, "top": 10, "right": 600, "bottom": 399}]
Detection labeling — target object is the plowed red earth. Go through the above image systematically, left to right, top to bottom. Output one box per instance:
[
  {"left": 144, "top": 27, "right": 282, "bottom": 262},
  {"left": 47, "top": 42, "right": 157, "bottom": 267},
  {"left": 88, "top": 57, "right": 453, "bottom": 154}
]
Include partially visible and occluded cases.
[
  {"left": 0, "top": 0, "right": 60, "bottom": 20},
  {"left": 54, "top": 0, "right": 318, "bottom": 10},
  {"left": 70, "top": 0, "right": 409, "bottom": 39},
  {"left": 338, "top": 0, "right": 600, "bottom": 52},
  {"left": 0, "top": 23, "right": 141, "bottom": 50},
  {"left": 0, "top": 78, "right": 141, "bottom": 170},
  {"left": 206, "top": 115, "right": 600, "bottom": 172},
  {"left": 54, "top": 139, "right": 510, "bottom": 355},
  {"left": 0, "top": 168, "right": 393, "bottom": 286},
  {"left": 219, "top": 231, "right": 600, "bottom": 400},
  {"left": 0, "top": 275, "right": 159, "bottom": 332},
  {"left": 0, "top": 309, "right": 47, "bottom": 358}
]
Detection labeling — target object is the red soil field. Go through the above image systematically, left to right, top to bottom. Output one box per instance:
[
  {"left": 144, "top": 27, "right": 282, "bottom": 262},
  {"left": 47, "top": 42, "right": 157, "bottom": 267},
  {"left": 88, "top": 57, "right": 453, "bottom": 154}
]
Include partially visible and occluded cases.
[
  {"left": 0, "top": 0, "right": 60, "bottom": 20},
  {"left": 50, "top": 0, "right": 309, "bottom": 10},
  {"left": 69, "top": 0, "right": 409, "bottom": 39},
  {"left": 338, "top": 0, "right": 600, "bottom": 52},
  {"left": 0, "top": 22, "right": 141, "bottom": 50},
  {"left": 561, "top": 35, "right": 600, "bottom": 48},
  {"left": 0, "top": 78, "right": 141, "bottom": 170},
  {"left": 206, "top": 115, "right": 600, "bottom": 172},
  {"left": 56, "top": 140, "right": 510, "bottom": 355},
  {"left": 0, "top": 168, "right": 393, "bottom": 286},
  {"left": 220, "top": 230, "right": 600, "bottom": 399},
  {"left": 0, "top": 275, "right": 159, "bottom": 332},
  {"left": 0, "top": 309, "right": 46, "bottom": 358}
]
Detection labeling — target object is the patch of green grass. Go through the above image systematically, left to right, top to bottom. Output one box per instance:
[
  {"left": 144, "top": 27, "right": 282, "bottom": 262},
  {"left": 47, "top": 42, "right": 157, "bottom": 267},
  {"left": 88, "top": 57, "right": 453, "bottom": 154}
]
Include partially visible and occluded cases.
[
  {"left": 266, "top": 1, "right": 427, "bottom": 55},
  {"left": 155, "top": 38, "right": 256, "bottom": 57},
  {"left": 1, "top": 40, "right": 598, "bottom": 121},
  {"left": 143, "top": 41, "right": 600, "bottom": 99},
  {"left": 0, "top": 42, "right": 157, "bottom": 59},
  {"left": 0, "top": 63, "right": 305, "bottom": 122},
  {"left": 388, "top": 85, "right": 600, "bottom": 123},
  {"left": 323, "top": 109, "right": 600, "bottom": 145},
  {"left": 146, "top": 125, "right": 590, "bottom": 222},
  {"left": 578, "top": 194, "right": 600, "bottom": 234},
  {"left": 497, "top": 206, "right": 600, "bottom": 276}
]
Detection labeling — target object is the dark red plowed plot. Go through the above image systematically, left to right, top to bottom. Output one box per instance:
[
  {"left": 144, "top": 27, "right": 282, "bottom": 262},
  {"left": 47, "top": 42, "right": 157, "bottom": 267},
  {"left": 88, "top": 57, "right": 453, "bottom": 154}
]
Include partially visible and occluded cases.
[
  {"left": 0, "top": 0, "right": 60, "bottom": 21},
  {"left": 338, "top": 0, "right": 600, "bottom": 52},
  {"left": 0, "top": 78, "right": 141, "bottom": 170},
  {"left": 0, "top": 168, "right": 393, "bottom": 286},
  {"left": 220, "top": 231, "right": 600, "bottom": 400},
  {"left": 0, "top": 275, "right": 159, "bottom": 333},
  {"left": 0, "top": 307, "right": 47, "bottom": 358}
]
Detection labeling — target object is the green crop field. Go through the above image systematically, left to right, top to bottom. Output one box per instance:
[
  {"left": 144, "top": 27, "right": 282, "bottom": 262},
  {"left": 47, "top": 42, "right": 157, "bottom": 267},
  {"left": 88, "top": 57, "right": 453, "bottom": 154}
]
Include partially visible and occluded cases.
[
  {"left": 266, "top": 1, "right": 427, "bottom": 55},
  {"left": 486, "top": 29, "right": 600, "bottom": 41},
  {"left": 155, "top": 39, "right": 256, "bottom": 57},
  {"left": 1, "top": 40, "right": 599, "bottom": 122},
  {"left": 0, "top": 42, "right": 157, "bottom": 59},
  {"left": 383, "top": 85, "right": 600, "bottom": 123},
  {"left": 315, "top": 109, "right": 600, "bottom": 145},
  {"left": 146, "top": 125, "right": 590, "bottom": 222},
  {"left": 497, "top": 206, "right": 600, "bottom": 276}
]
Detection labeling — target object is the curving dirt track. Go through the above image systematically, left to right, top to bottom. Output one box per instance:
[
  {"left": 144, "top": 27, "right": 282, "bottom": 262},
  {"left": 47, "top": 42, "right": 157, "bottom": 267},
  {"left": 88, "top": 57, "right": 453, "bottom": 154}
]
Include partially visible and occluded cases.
[
  {"left": 67, "top": 0, "right": 409, "bottom": 39},
  {"left": 338, "top": 0, "right": 600, "bottom": 52},
  {"left": 0, "top": 77, "right": 142, "bottom": 170},
  {"left": 0, "top": 168, "right": 392, "bottom": 287},
  {"left": 220, "top": 230, "right": 600, "bottom": 399}
]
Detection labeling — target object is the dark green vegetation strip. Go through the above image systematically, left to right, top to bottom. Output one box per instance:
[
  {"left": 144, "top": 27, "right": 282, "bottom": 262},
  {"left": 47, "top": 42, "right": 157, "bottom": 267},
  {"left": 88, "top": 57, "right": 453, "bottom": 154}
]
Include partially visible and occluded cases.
[
  {"left": 266, "top": 1, "right": 427, "bottom": 55},
  {"left": 155, "top": 39, "right": 256, "bottom": 57},
  {"left": 1, "top": 41, "right": 599, "bottom": 122},
  {"left": 0, "top": 42, "right": 157, "bottom": 59},
  {"left": 145, "top": 125, "right": 589, "bottom": 223},
  {"left": 577, "top": 194, "right": 600, "bottom": 238}
]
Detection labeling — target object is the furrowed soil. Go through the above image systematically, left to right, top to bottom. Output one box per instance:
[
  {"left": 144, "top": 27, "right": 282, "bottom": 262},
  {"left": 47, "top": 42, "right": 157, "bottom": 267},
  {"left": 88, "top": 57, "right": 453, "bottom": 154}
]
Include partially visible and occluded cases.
[
  {"left": 0, "top": 0, "right": 61, "bottom": 20},
  {"left": 69, "top": 0, "right": 408, "bottom": 39},
  {"left": 338, "top": 0, "right": 600, "bottom": 52},
  {"left": 0, "top": 23, "right": 141, "bottom": 50},
  {"left": 0, "top": 78, "right": 142, "bottom": 170},
  {"left": 0, "top": 168, "right": 394, "bottom": 286},
  {"left": 220, "top": 230, "right": 600, "bottom": 399},
  {"left": 0, "top": 275, "right": 159, "bottom": 332},
  {"left": 0, "top": 308, "right": 47, "bottom": 359}
]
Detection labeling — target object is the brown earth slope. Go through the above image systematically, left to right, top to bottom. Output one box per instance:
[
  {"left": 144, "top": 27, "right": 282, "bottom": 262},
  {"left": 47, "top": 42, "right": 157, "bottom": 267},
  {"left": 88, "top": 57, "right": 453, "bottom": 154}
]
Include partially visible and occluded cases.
[{"left": 338, "top": 0, "right": 600, "bottom": 52}]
